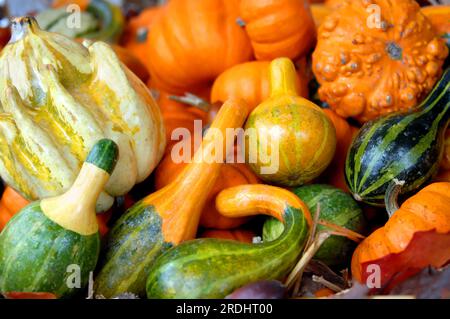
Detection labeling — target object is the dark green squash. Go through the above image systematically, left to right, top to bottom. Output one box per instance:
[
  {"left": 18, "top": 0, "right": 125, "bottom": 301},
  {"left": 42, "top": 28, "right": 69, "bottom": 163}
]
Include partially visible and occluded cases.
[
  {"left": 345, "top": 69, "right": 450, "bottom": 206},
  {"left": 0, "top": 139, "right": 118, "bottom": 298},
  {"left": 146, "top": 184, "right": 310, "bottom": 299},
  {"left": 263, "top": 184, "right": 365, "bottom": 267}
]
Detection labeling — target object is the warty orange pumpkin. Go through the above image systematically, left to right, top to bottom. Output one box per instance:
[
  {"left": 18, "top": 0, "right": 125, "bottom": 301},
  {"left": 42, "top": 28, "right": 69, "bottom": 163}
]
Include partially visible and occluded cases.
[
  {"left": 239, "top": 0, "right": 316, "bottom": 61},
  {"left": 312, "top": 0, "right": 449, "bottom": 122}
]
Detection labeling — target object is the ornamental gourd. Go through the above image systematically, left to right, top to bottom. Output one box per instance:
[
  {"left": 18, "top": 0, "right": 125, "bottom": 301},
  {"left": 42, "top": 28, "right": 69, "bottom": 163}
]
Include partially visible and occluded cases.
[
  {"left": 147, "top": 0, "right": 253, "bottom": 94},
  {"left": 239, "top": 0, "right": 316, "bottom": 61},
  {"left": 312, "top": 0, "right": 449, "bottom": 122},
  {"left": 421, "top": 5, "right": 450, "bottom": 48},
  {"left": 0, "top": 17, "right": 165, "bottom": 212},
  {"left": 245, "top": 58, "right": 336, "bottom": 187},
  {"left": 211, "top": 60, "right": 309, "bottom": 112},
  {"left": 345, "top": 69, "right": 449, "bottom": 206},
  {"left": 95, "top": 99, "right": 249, "bottom": 298},
  {"left": 0, "top": 139, "right": 118, "bottom": 298},
  {"left": 351, "top": 182, "right": 450, "bottom": 287},
  {"left": 146, "top": 184, "right": 311, "bottom": 299},
  {"left": 263, "top": 184, "right": 365, "bottom": 267},
  {"left": 200, "top": 228, "right": 256, "bottom": 243}
]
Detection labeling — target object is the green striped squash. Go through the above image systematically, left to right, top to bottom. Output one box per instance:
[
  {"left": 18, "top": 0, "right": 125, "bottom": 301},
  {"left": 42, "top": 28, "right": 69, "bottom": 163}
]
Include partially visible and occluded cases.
[
  {"left": 345, "top": 69, "right": 450, "bottom": 206},
  {"left": 0, "top": 139, "right": 118, "bottom": 298},
  {"left": 263, "top": 184, "right": 365, "bottom": 267},
  {"left": 146, "top": 204, "right": 309, "bottom": 299}
]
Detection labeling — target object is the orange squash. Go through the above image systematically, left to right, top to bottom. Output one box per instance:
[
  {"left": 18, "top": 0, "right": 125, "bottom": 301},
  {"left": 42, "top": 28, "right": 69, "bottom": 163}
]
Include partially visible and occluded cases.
[
  {"left": 52, "top": 0, "right": 89, "bottom": 10},
  {"left": 147, "top": 0, "right": 252, "bottom": 94},
  {"left": 239, "top": 0, "right": 316, "bottom": 61},
  {"left": 312, "top": 0, "right": 449, "bottom": 123},
  {"left": 310, "top": 4, "right": 333, "bottom": 28},
  {"left": 421, "top": 5, "right": 450, "bottom": 38},
  {"left": 121, "top": 6, "right": 166, "bottom": 71},
  {"left": 111, "top": 45, "right": 150, "bottom": 83},
  {"left": 211, "top": 60, "right": 309, "bottom": 112},
  {"left": 321, "top": 109, "right": 359, "bottom": 192},
  {"left": 155, "top": 148, "right": 260, "bottom": 229},
  {"left": 351, "top": 182, "right": 450, "bottom": 287},
  {"left": 0, "top": 186, "right": 112, "bottom": 237},
  {"left": 200, "top": 228, "right": 256, "bottom": 243}
]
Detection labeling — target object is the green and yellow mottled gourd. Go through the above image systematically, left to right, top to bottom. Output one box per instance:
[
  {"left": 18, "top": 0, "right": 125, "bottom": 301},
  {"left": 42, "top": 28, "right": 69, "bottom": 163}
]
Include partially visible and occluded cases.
[
  {"left": 0, "top": 17, "right": 165, "bottom": 212},
  {"left": 245, "top": 58, "right": 336, "bottom": 187},
  {"left": 345, "top": 69, "right": 450, "bottom": 206},
  {"left": 95, "top": 99, "right": 249, "bottom": 298},
  {"left": 0, "top": 139, "right": 118, "bottom": 298},
  {"left": 146, "top": 184, "right": 311, "bottom": 299}
]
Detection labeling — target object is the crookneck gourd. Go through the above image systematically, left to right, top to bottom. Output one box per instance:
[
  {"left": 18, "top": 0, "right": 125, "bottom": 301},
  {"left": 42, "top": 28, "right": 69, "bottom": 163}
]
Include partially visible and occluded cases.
[
  {"left": 0, "top": 17, "right": 165, "bottom": 212},
  {"left": 245, "top": 58, "right": 336, "bottom": 187},
  {"left": 345, "top": 68, "right": 449, "bottom": 206},
  {"left": 94, "top": 99, "right": 249, "bottom": 298},
  {"left": 0, "top": 139, "right": 118, "bottom": 298},
  {"left": 146, "top": 184, "right": 311, "bottom": 299}
]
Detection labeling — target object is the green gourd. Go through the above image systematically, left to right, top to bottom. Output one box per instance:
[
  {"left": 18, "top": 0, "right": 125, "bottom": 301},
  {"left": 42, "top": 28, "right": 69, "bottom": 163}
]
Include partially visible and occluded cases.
[
  {"left": 345, "top": 68, "right": 450, "bottom": 206},
  {"left": 0, "top": 139, "right": 118, "bottom": 298},
  {"left": 263, "top": 184, "right": 365, "bottom": 267},
  {"left": 146, "top": 185, "right": 310, "bottom": 299}
]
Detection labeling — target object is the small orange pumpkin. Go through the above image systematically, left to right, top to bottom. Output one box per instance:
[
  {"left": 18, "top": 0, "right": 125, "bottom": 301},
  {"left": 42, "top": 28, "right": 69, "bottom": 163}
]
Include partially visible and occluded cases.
[
  {"left": 147, "top": 0, "right": 253, "bottom": 94},
  {"left": 239, "top": 0, "right": 316, "bottom": 61},
  {"left": 312, "top": 0, "right": 449, "bottom": 122},
  {"left": 310, "top": 4, "right": 333, "bottom": 28},
  {"left": 421, "top": 5, "right": 450, "bottom": 38},
  {"left": 111, "top": 45, "right": 150, "bottom": 83},
  {"left": 211, "top": 60, "right": 309, "bottom": 112},
  {"left": 351, "top": 182, "right": 450, "bottom": 287},
  {"left": 200, "top": 228, "right": 256, "bottom": 243}
]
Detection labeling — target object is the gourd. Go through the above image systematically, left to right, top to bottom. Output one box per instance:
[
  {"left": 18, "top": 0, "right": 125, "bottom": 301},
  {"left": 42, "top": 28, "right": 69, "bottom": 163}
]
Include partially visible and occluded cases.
[
  {"left": 39, "top": 0, "right": 124, "bottom": 43},
  {"left": 147, "top": 0, "right": 253, "bottom": 94},
  {"left": 239, "top": 0, "right": 316, "bottom": 61},
  {"left": 312, "top": 0, "right": 449, "bottom": 122},
  {"left": 310, "top": 4, "right": 333, "bottom": 28},
  {"left": 421, "top": 5, "right": 450, "bottom": 47},
  {"left": 0, "top": 17, "right": 165, "bottom": 212},
  {"left": 110, "top": 45, "right": 150, "bottom": 83},
  {"left": 245, "top": 58, "right": 336, "bottom": 187},
  {"left": 211, "top": 60, "right": 309, "bottom": 112},
  {"left": 345, "top": 69, "right": 450, "bottom": 206},
  {"left": 94, "top": 99, "right": 249, "bottom": 298},
  {"left": 0, "top": 139, "right": 118, "bottom": 298},
  {"left": 155, "top": 152, "right": 260, "bottom": 229},
  {"left": 351, "top": 182, "right": 450, "bottom": 287},
  {"left": 146, "top": 184, "right": 311, "bottom": 299},
  {"left": 263, "top": 184, "right": 365, "bottom": 267},
  {"left": 200, "top": 228, "right": 256, "bottom": 243}
]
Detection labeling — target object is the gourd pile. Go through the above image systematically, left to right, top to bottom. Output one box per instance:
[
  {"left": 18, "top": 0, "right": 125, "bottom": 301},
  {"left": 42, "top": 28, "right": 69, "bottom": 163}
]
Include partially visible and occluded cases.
[{"left": 0, "top": 0, "right": 448, "bottom": 299}]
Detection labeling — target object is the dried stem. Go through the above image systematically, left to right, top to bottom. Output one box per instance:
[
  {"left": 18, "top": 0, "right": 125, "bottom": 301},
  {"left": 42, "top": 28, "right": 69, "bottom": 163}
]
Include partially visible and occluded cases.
[{"left": 312, "top": 275, "right": 343, "bottom": 293}]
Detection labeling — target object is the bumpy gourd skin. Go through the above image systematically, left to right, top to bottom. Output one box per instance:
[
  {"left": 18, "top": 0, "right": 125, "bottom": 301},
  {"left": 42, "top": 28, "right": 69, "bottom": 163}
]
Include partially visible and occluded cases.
[
  {"left": 0, "top": 17, "right": 165, "bottom": 211},
  {"left": 345, "top": 69, "right": 450, "bottom": 206},
  {"left": 0, "top": 202, "right": 100, "bottom": 298},
  {"left": 146, "top": 205, "right": 308, "bottom": 299}
]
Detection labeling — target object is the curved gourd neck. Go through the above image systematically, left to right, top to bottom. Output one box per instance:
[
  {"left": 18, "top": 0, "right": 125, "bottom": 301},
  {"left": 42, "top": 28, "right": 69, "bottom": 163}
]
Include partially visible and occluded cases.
[
  {"left": 269, "top": 58, "right": 299, "bottom": 98},
  {"left": 419, "top": 69, "right": 450, "bottom": 123},
  {"left": 144, "top": 100, "right": 249, "bottom": 243}
]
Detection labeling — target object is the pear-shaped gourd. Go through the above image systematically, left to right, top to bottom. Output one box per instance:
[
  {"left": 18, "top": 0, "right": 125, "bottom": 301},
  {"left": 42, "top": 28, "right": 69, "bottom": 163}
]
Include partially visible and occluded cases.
[
  {"left": 0, "top": 17, "right": 165, "bottom": 212},
  {"left": 245, "top": 58, "right": 336, "bottom": 187},
  {"left": 345, "top": 69, "right": 450, "bottom": 206},
  {"left": 95, "top": 99, "right": 249, "bottom": 298},
  {"left": 0, "top": 139, "right": 118, "bottom": 298},
  {"left": 146, "top": 185, "right": 311, "bottom": 299}
]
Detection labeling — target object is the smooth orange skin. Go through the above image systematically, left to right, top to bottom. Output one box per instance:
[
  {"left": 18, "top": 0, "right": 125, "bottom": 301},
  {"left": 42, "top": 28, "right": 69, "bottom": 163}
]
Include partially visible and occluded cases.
[
  {"left": 52, "top": 0, "right": 89, "bottom": 10},
  {"left": 147, "top": 0, "right": 253, "bottom": 94},
  {"left": 240, "top": 0, "right": 316, "bottom": 61},
  {"left": 312, "top": 0, "right": 449, "bottom": 123},
  {"left": 310, "top": 4, "right": 333, "bottom": 28},
  {"left": 421, "top": 5, "right": 450, "bottom": 36},
  {"left": 111, "top": 45, "right": 150, "bottom": 83},
  {"left": 211, "top": 60, "right": 309, "bottom": 112},
  {"left": 142, "top": 99, "right": 250, "bottom": 244},
  {"left": 351, "top": 182, "right": 450, "bottom": 284},
  {"left": 200, "top": 228, "right": 256, "bottom": 243}
]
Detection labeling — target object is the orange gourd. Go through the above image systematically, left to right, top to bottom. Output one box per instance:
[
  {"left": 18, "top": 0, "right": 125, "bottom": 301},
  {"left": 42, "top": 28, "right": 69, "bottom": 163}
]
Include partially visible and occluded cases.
[
  {"left": 52, "top": 0, "right": 89, "bottom": 10},
  {"left": 147, "top": 0, "right": 253, "bottom": 94},
  {"left": 239, "top": 0, "right": 316, "bottom": 61},
  {"left": 312, "top": 0, "right": 449, "bottom": 123},
  {"left": 310, "top": 4, "right": 333, "bottom": 28},
  {"left": 421, "top": 5, "right": 450, "bottom": 38},
  {"left": 121, "top": 6, "right": 166, "bottom": 71},
  {"left": 111, "top": 45, "right": 150, "bottom": 83},
  {"left": 211, "top": 60, "right": 309, "bottom": 112},
  {"left": 321, "top": 109, "right": 359, "bottom": 192},
  {"left": 155, "top": 149, "right": 260, "bottom": 229},
  {"left": 351, "top": 182, "right": 450, "bottom": 287},
  {"left": 0, "top": 186, "right": 111, "bottom": 237},
  {"left": 200, "top": 229, "right": 256, "bottom": 243}
]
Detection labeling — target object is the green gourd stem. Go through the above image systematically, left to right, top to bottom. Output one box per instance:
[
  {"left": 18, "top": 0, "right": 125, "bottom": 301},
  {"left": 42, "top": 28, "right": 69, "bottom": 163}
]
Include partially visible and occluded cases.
[
  {"left": 269, "top": 58, "right": 299, "bottom": 97},
  {"left": 85, "top": 138, "right": 119, "bottom": 175},
  {"left": 384, "top": 180, "right": 404, "bottom": 217}
]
